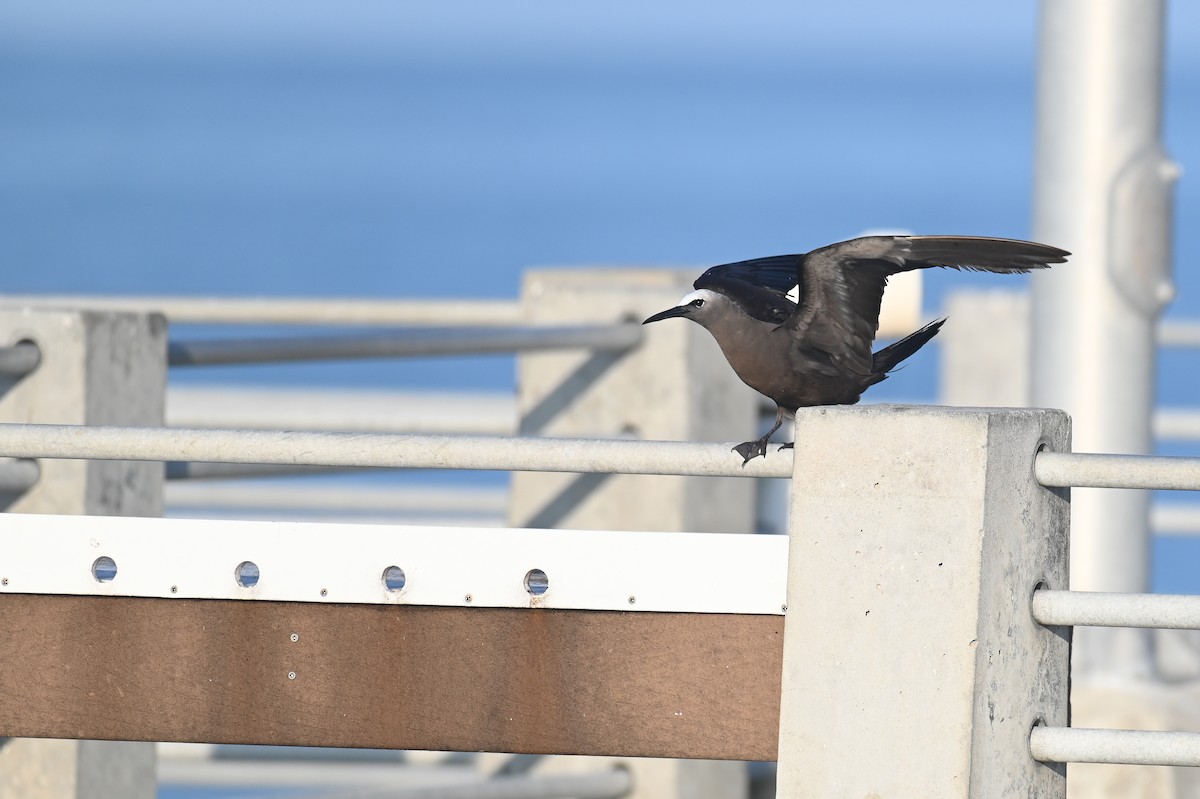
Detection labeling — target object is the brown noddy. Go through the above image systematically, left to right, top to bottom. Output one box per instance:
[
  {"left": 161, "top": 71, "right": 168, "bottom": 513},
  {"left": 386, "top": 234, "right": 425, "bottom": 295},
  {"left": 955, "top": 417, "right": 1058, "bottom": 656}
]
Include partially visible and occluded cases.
[{"left": 643, "top": 235, "right": 1069, "bottom": 464}]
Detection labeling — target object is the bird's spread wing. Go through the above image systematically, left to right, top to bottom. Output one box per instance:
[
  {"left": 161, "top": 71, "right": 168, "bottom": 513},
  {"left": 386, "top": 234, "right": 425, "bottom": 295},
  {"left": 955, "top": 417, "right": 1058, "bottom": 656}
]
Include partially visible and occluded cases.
[
  {"left": 783, "top": 235, "right": 1068, "bottom": 375},
  {"left": 693, "top": 254, "right": 801, "bottom": 324}
]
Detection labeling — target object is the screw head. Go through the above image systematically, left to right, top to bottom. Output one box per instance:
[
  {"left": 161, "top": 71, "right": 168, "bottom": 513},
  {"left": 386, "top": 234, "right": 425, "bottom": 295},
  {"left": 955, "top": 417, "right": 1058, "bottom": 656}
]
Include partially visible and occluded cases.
[
  {"left": 628, "top": 595, "right": 636, "bottom": 605},
  {"left": 287, "top": 671, "right": 297, "bottom": 680}
]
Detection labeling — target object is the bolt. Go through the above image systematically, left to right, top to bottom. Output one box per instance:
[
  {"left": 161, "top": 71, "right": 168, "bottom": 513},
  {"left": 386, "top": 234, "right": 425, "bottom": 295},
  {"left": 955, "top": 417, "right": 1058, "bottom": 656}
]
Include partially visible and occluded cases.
[
  {"left": 1, "top": 578, "right": 8, "bottom": 587},
  {"left": 170, "top": 585, "right": 178, "bottom": 594},
  {"left": 320, "top": 588, "right": 328, "bottom": 597},
  {"left": 464, "top": 594, "right": 473, "bottom": 603},
  {"left": 628, "top": 595, "right": 636, "bottom": 605},
  {"left": 781, "top": 604, "right": 788, "bottom": 613},
  {"left": 290, "top": 633, "right": 299, "bottom": 643},
  {"left": 287, "top": 671, "right": 296, "bottom": 680}
]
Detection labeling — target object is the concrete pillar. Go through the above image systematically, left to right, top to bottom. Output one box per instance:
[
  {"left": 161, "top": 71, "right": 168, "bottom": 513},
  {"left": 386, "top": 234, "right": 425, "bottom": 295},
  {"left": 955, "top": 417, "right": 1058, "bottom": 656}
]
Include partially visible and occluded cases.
[
  {"left": 510, "top": 268, "right": 759, "bottom": 532},
  {"left": 509, "top": 269, "right": 761, "bottom": 798},
  {"left": 940, "top": 291, "right": 1031, "bottom": 408},
  {"left": 0, "top": 308, "right": 166, "bottom": 798},
  {"left": 0, "top": 309, "right": 166, "bottom": 515},
  {"left": 776, "top": 405, "right": 1071, "bottom": 798}
]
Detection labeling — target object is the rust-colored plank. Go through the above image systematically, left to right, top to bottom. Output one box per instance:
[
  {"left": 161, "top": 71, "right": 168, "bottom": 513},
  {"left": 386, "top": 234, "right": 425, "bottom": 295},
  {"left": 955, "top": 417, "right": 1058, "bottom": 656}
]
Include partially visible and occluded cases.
[{"left": 0, "top": 595, "right": 782, "bottom": 760}]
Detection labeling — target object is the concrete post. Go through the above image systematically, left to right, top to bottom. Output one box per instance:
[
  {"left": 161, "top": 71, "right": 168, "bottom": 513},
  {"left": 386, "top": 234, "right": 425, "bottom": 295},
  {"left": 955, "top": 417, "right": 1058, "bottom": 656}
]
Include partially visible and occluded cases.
[
  {"left": 510, "top": 268, "right": 759, "bottom": 532},
  {"left": 509, "top": 269, "right": 761, "bottom": 798},
  {"left": 940, "top": 291, "right": 1031, "bottom": 408},
  {"left": 0, "top": 308, "right": 166, "bottom": 798},
  {"left": 776, "top": 405, "right": 1071, "bottom": 798}
]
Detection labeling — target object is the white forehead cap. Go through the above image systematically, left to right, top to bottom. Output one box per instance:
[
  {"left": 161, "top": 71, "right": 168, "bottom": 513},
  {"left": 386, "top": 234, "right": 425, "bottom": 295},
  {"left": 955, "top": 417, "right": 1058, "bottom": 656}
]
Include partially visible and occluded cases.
[{"left": 677, "top": 288, "right": 721, "bottom": 306}]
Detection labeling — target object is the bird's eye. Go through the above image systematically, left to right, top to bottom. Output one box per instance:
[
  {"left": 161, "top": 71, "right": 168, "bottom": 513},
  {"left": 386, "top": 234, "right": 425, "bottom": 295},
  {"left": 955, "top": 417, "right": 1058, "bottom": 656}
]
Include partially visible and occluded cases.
[{"left": 690, "top": 299, "right": 705, "bottom": 307}]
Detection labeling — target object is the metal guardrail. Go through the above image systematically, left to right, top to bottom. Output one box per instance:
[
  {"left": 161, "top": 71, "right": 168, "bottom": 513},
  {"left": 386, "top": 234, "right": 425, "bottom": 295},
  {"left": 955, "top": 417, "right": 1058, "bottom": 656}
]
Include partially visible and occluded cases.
[
  {"left": 0, "top": 296, "right": 525, "bottom": 326},
  {"left": 1158, "top": 320, "right": 1200, "bottom": 349},
  {"left": 167, "top": 324, "right": 642, "bottom": 367},
  {"left": 0, "top": 342, "right": 40, "bottom": 378},
  {"left": 166, "top": 387, "right": 516, "bottom": 435},
  {"left": 0, "top": 423, "right": 792, "bottom": 478},
  {"left": 16, "top": 427, "right": 1200, "bottom": 487},
  {"left": 1028, "top": 443, "right": 1200, "bottom": 770},
  {"left": 1035, "top": 451, "right": 1200, "bottom": 490},
  {"left": 0, "top": 458, "right": 38, "bottom": 492},
  {"left": 1029, "top": 588, "right": 1200, "bottom": 769},
  {"left": 1032, "top": 589, "right": 1200, "bottom": 630},
  {"left": 1030, "top": 727, "right": 1200, "bottom": 768},
  {"left": 304, "top": 770, "right": 634, "bottom": 799}
]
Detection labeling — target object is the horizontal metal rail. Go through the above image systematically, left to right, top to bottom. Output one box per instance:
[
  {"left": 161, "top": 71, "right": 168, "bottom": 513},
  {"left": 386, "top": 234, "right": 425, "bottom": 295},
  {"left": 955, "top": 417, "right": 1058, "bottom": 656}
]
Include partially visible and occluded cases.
[
  {"left": 0, "top": 296, "right": 524, "bottom": 326},
  {"left": 1160, "top": 320, "right": 1200, "bottom": 349},
  {"left": 167, "top": 324, "right": 642, "bottom": 366},
  {"left": 0, "top": 342, "right": 40, "bottom": 378},
  {"left": 166, "top": 387, "right": 516, "bottom": 435},
  {"left": 1155, "top": 408, "right": 1200, "bottom": 442},
  {"left": 0, "top": 424, "right": 792, "bottom": 478},
  {"left": 1035, "top": 451, "right": 1200, "bottom": 490},
  {"left": 0, "top": 458, "right": 38, "bottom": 493},
  {"left": 164, "top": 461, "right": 369, "bottom": 480},
  {"left": 164, "top": 483, "right": 508, "bottom": 516},
  {"left": 1152, "top": 503, "right": 1200, "bottom": 535},
  {"left": 1032, "top": 589, "right": 1200, "bottom": 629},
  {"left": 1030, "top": 726, "right": 1200, "bottom": 767},
  {"left": 285, "top": 769, "right": 633, "bottom": 799},
  {"left": 272, "top": 770, "right": 633, "bottom": 799}
]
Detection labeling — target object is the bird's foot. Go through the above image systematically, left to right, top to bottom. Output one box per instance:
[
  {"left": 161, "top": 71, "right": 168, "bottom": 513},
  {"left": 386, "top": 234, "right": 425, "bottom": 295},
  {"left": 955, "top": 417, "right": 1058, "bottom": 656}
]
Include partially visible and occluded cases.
[
  {"left": 733, "top": 437, "right": 770, "bottom": 466},
  {"left": 777, "top": 442, "right": 794, "bottom": 451}
]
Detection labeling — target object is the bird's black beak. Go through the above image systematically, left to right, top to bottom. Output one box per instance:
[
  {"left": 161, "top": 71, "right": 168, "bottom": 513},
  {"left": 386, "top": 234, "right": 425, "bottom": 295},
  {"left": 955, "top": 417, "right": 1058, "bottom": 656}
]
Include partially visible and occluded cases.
[{"left": 642, "top": 305, "right": 690, "bottom": 325}]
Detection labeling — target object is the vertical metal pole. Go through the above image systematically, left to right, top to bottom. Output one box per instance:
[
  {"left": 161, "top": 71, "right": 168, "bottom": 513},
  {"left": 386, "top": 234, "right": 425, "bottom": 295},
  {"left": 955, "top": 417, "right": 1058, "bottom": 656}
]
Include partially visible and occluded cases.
[{"left": 1030, "top": 0, "right": 1177, "bottom": 678}]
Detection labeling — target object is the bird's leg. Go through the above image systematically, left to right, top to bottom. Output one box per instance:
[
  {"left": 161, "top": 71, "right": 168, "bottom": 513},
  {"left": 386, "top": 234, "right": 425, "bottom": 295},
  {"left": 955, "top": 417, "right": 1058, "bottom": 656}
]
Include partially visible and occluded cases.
[{"left": 733, "top": 407, "right": 785, "bottom": 466}]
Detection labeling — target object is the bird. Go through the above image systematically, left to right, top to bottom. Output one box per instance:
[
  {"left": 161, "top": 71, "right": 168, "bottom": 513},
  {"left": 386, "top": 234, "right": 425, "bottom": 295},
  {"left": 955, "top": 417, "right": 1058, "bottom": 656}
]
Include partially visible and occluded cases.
[{"left": 642, "top": 235, "right": 1069, "bottom": 464}]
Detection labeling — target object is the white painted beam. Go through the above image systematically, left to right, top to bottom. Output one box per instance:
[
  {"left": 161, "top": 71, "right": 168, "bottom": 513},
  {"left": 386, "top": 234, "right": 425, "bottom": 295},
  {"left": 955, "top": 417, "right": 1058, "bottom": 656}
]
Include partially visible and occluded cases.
[{"left": 0, "top": 514, "right": 787, "bottom": 615}]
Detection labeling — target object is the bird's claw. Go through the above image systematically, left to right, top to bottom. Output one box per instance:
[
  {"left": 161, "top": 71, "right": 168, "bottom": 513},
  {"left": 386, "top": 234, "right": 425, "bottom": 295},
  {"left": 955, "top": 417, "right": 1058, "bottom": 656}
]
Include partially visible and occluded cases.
[
  {"left": 733, "top": 438, "right": 769, "bottom": 466},
  {"left": 777, "top": 442, "right": 794, "bottom": 451}
]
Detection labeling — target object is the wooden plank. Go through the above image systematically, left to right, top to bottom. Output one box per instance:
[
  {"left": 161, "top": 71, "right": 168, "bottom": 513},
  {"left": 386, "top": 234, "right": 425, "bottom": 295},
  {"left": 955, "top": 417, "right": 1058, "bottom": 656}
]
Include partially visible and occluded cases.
[{"left": 0, "top": 595, "right": 783, "bottom": 761}]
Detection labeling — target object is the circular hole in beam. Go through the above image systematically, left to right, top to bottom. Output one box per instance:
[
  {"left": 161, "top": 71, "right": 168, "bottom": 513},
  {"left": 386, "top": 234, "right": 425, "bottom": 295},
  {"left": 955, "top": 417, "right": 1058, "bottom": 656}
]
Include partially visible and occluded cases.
[
  {"left": 91, "top": 556, "right": 117, "bottom": 583},
  {"left": 235, "top": 561, "right": 260, "bottom": 588},
  {"left": 382, "top": 565, "right": 406, "bottom": 592},
  {"left": 524, "top": 568, "right": 549, "bottom": 596}
]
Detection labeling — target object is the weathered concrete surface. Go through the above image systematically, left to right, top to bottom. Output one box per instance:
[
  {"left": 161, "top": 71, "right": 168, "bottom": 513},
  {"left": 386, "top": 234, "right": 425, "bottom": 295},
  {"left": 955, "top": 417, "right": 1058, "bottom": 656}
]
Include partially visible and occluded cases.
[
  {"left": 510, "top": 268, "right": 760, "bottom": 532},
  {"left": 0, "top": 308, "right": 165, "bottom": 799},
  {"left": 0, "top": 308, "right": 166, "bottom": 515},
  {"left": 776, "top": 405, "right": 1071, "bottom": 799}
]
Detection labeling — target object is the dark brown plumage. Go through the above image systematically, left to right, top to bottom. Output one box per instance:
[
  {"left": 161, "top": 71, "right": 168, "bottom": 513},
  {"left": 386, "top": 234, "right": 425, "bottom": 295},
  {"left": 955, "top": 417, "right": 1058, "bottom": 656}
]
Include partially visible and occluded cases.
[{"left": 643, "top": 235, "right": 1069, "bottom": 463}]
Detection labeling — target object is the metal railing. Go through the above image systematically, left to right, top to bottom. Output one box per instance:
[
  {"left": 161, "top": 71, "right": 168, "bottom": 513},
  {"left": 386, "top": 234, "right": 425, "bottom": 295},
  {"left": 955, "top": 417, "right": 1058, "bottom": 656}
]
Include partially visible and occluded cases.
[
  {"left": 0, "top": 296, "right": 525, "bottom": 326},
  {"left": 167, "top": 323, "right": 642, "bottom": 367},
  {"left": 0, "top": 342, "right": 40, "bottom": 378},
  {"left": 5, "top": 406, "right": 1200, "bottom": 790},
  {"left": 0, "top": 423, "right": 790, "bottom": 478},
  {"left": 1025, "top": 446, "right": 1200, "bottom": 771},
  {"left": 1036, "top": 451, "right": 1200, "bottom": 491}
]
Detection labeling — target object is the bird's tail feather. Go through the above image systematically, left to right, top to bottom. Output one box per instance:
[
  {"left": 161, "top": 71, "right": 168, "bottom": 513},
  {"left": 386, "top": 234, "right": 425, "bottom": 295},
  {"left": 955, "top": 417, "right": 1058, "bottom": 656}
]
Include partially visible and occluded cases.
[{"left": 872, "top": 318, "right": 946, "bottom": 375}]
